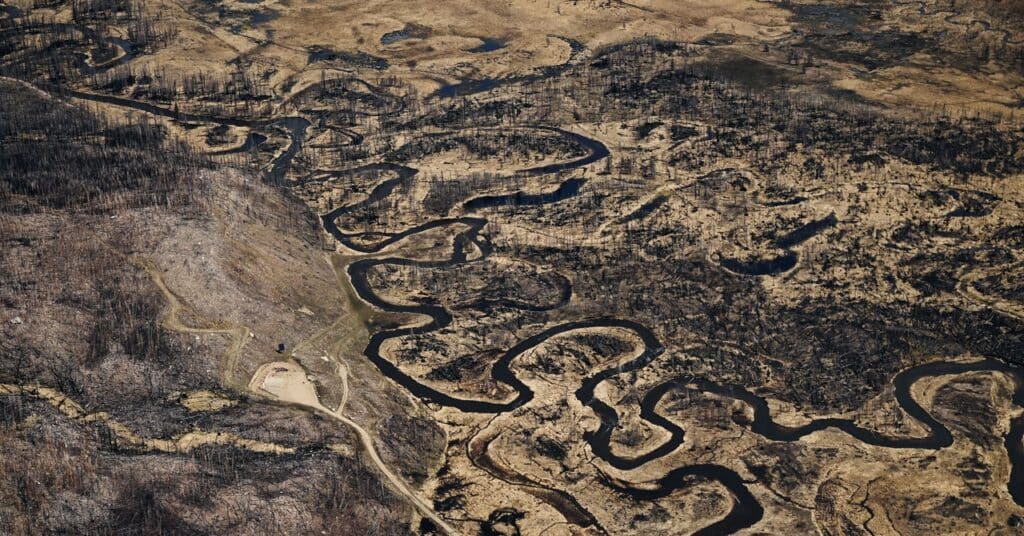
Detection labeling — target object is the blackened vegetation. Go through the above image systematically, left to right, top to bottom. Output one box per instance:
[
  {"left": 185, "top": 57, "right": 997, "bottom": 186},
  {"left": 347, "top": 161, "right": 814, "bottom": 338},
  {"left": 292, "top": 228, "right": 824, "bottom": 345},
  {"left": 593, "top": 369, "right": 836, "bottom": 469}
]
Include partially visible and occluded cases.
[
  {"left": 0, "top": 0, "right": 1021, "bottom": 530},
  {"left": 71, "top": 0, "right": 139, "bottom": 23},
  {"left": 190, "top": 0, "right": 280, "bottom": 32},
  {"left": 0, "top": 1, "right": 170, "bottom": 82},
  {"left": 785, "top": 1, "right": 1024, "bottom": 73},
  {"left": 0, "top": 21, "right": 424, "bottom": 536},
  {"left": 381, "top": 22, "right": 431, "bottom": 45},
  {"left": 808, "top": 30, "right": 934, "bottom": 71},
  {"left": 336, "top": 37, "right": 1024, "bottom": 416},
  {"left": 402, "top": 38, "right": 1023, "bottom": 179},
  {"left": 308, "top": 45, "right": 390, "bottom": 70},
  {"left": 690, "top": 54, "right": 794, "bottom": 88},
  {"left": 90, "top": 64, "right": 276, "bottom": 103},
  {"left": 291, "top": 76, "right": 402, "bottom": 115},
  {"left": 0, "top": 81, "right": 205, "bottom": 212},
  {"left": 634, "top": 121, "right": 663, "bottom": 139},
  {"left": 670, "top": 124, "right": 698, "bottom": 141},
  {"left": 387, "top": 129, "right": 586, "bottom": 165},
  {"left": 0, "top": 158, "right": 416, "bottom": 536},
  {"left": 422, "top": 173, "right": 516, "bottom": 215},
  {"left": 944, "top": 189, "right": 1001, "bottom": 218},
  {"left": 618, "top": 195, "right": 667, "bottom": 225},
  {"left": 774, "top": 213, "right": 837, "bottom": 249},
  {"left": 507, "top": 229, "right": 1021, "bottom": 412},
  {"left": 1, "top": 232, "right": 216, "bottom": 419},
  {"left": 718, "top": 252, "right": 798, "bottom": 277},
  {"left": 902, "top": 255, "right": 960, "bottom": 297},
  {"left": 976, "top": 272, "right": 1024, "bottom": 304},
  {"left": 86, "top": 275, "right": 178, "bottom": 368},
  {"left": 575, "top": 333, "right": 634, "bottom": 359},
  {"left": 0, "top": 393, "right": 28, "bottom": 425},
  {"left": 375, "top": 414, "right": 446, "bottom": 485},
  {"left": 536, "top": 435, "right": 568, "bottom": 461},
  {"left": 63, "top": 448, "right": 410, "bottom": 535},
  {"left": 432, "top": 473, "right": 469, "bottom": 516},
  {"left": 104, "top": 476, "right": 203, "bottom": 535},
  {"left": 628, "top": 504, "right": 672, "bottom": 530},
  {"left": 480, "top": 508, "right": 525, "bottom": 536}
]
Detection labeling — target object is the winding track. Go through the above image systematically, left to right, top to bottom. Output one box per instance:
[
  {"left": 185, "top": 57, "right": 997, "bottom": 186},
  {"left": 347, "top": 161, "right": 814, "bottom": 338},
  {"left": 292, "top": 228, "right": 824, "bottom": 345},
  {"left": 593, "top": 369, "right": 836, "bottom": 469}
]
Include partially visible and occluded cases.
[
  {"left": 16, "top": 80, "right": 464, "bottom": 532},
  {"left": 143, "top": 254, "right": 461, "bottom": 533},
  {"left": 135, "top": 259, "right": 253, "bottom": 390}
]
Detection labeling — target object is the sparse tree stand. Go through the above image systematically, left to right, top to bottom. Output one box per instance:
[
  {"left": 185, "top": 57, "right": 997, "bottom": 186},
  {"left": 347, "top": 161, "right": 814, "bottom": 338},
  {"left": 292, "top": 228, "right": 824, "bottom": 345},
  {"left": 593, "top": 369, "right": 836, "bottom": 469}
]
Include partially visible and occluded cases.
[{"left": 2, "top": 1, "right": 1024, "bottom": 534}]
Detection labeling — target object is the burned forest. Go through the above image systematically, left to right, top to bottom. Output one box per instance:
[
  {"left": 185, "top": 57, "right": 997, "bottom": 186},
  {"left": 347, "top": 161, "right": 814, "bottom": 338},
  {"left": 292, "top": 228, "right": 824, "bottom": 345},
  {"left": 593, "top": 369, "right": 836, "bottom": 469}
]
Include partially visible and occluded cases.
[{"left": 2, "top": 0, "right": 1024, "bottom": 534}]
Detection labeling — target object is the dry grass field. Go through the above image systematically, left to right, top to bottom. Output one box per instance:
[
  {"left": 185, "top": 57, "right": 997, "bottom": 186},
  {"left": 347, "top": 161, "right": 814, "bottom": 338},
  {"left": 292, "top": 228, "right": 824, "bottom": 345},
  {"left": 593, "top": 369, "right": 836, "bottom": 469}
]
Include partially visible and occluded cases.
[{"left": 2, "top": 0, "right": 1024, "bottom": 534}]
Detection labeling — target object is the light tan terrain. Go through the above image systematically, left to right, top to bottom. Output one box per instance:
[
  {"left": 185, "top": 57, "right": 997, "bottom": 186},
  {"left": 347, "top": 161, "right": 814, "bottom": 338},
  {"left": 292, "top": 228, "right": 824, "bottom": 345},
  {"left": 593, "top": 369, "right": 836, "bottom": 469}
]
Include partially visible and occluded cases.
[{"left": 2, "top": 0, "right": 1024, "bottom": 535}]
